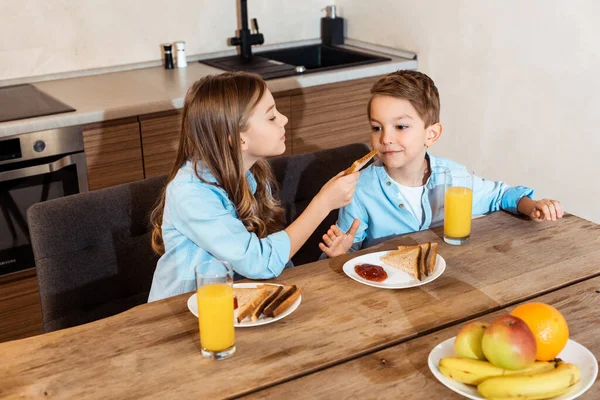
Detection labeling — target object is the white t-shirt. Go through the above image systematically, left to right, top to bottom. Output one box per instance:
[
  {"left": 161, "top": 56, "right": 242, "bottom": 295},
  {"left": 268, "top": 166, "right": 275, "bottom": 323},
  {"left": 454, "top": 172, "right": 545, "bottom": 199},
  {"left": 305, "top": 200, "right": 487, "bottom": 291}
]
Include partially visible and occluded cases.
[{"left": 391, "top": 180, "right": 425, "bottom": 226}]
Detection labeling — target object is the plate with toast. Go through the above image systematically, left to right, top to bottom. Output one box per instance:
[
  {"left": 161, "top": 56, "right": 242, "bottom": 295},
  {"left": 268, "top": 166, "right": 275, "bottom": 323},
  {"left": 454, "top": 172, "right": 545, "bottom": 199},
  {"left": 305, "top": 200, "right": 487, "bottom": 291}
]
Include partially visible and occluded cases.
[
  {"left": 342, "top": 241, "right": 446, "bottom": 289},
  {"left": 187, "top": 283, "right": 302, "bottom": 327}
]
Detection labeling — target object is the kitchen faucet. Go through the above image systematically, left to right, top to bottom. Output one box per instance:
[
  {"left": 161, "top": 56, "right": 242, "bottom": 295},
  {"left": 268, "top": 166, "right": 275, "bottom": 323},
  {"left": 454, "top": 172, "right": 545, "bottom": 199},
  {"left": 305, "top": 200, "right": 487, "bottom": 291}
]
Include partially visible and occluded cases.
[{"left": 229, "top": 0, "right": 264, "bottom": 61}]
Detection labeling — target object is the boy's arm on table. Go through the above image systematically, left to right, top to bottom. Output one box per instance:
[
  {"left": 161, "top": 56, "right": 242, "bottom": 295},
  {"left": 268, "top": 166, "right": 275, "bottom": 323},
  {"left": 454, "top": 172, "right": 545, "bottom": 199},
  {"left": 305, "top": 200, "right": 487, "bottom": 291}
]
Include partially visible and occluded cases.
[
  {"left": 471, "top": 174, "right": 563, "bottom": 221},
  {"left": 471, "top": 174, "right": 534, "bottom": 215},
  {"left": 517, "top": 196, "right": 565, "bottom": 221}
]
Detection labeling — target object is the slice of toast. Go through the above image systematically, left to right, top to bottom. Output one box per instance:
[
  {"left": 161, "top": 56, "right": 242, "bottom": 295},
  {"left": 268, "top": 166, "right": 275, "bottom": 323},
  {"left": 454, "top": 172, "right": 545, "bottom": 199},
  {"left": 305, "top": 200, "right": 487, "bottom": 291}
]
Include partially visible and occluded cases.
[
  {"left": 343, "top": 149, "right": 378, "bottom": 175},
  {"left": 418, "top": 242, "right": 431, "bottom": 278},
  {"left": 427, "top": 242, "right": 439, "bottom": 275},
  {"left": 381, "top": 246, "right": 422, "bottom": 280},
  {"left": 250, "top": 285, "right": 283, "bottom": 321},
  {"left": 263, "top": 285, "right": 296, "bottom": 318},
  {"left": 235, "top": 287, "right": 270, "bottom": 323},
  {"left": 272, "top": 287, "right": 302, "bottom": 318}
]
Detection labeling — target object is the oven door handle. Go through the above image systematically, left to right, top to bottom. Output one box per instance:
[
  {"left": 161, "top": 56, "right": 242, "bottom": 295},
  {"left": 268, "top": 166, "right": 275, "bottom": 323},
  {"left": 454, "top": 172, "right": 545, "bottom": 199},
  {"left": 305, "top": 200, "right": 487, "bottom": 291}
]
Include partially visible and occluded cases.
[{"left": 0, "top": 154, "right": 80, "bottom": 183}]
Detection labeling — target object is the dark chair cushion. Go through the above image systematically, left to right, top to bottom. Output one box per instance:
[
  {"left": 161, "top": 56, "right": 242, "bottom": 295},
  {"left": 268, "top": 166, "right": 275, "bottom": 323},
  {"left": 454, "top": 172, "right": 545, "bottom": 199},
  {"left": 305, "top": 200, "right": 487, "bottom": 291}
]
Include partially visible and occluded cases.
[
  {"left": 269, "top": 143, "right": 371, "bottom": 265},
  {"left": 28, "top": 175, "right": 167, "bottom": 332}
]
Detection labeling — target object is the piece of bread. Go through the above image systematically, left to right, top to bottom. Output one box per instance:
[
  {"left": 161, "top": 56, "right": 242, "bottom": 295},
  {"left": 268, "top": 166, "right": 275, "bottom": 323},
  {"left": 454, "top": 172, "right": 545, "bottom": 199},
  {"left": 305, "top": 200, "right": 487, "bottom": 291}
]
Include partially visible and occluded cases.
[
  {"left": 343, "top": 149, "right": 378, "bottom": 175},
  {"left": 418, "top": 242, "right": 432, "bottom": 278},
  {"left": 427, "top": 242, "right": 439, "bottom": 275},
  {"left": 381, "top": 246, "right": 422, "bottom": 280},
  {"left": 250, "top": 285, "right": 283, "bottom": 321},
  {"left": 263, "top": 285, "right": 296, "bottom": 317},
  {"left": 235, "top": 287, "right": 270, "bottom": 323},
  {"left": 272, "top": 287, "right": 302, "bottom": 318}
]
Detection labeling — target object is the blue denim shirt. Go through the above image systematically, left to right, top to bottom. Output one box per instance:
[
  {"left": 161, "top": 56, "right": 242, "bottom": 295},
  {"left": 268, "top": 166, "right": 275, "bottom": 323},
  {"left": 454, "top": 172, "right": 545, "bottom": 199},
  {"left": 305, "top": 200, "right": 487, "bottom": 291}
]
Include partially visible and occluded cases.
[
  {"left": 337, "top": 154, "right": 534, "bottom": 250},
  {"left": 148, "top": 161, "right": 291, "bottom": 302}
]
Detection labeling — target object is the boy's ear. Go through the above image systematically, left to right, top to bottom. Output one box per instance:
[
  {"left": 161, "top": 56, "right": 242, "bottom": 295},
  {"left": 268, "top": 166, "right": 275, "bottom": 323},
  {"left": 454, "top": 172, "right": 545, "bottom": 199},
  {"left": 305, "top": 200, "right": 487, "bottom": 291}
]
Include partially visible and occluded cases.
[{"left": 425, "top": 122, "right": 443, "bottom": 146}]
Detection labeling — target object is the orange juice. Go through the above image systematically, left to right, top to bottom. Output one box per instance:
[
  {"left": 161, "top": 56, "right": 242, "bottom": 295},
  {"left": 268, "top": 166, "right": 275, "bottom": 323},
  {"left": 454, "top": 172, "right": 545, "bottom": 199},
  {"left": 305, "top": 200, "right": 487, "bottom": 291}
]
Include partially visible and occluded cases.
[
  {"left": 444, "top": 187, "right": 473, "bottom": 239},
  {"left": 197, "top": 283, "right": 234, "bottom": 352}
]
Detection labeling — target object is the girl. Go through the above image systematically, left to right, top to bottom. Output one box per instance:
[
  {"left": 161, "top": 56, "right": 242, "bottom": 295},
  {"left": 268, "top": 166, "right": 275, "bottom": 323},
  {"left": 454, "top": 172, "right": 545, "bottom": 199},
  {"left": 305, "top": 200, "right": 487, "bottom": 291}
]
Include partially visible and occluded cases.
[{"left": 148, "top": 72, "right": 359, "bottom": 301}]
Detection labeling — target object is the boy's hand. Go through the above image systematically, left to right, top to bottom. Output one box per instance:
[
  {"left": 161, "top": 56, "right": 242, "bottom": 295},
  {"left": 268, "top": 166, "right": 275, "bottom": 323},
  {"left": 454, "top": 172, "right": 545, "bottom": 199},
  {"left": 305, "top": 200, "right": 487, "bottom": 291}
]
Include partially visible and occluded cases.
[
  {"left": 527, "top": 198, "right": 565, "bottom": 222},
  {"left": 319, "top": 219, "right": 360, "bottom": 258}
]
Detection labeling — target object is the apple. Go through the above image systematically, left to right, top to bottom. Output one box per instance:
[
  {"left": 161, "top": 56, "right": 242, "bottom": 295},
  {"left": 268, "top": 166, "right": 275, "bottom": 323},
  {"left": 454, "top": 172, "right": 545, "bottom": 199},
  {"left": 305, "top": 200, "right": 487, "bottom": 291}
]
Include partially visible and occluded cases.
[
  {"left": 482, "top": 315, "right": 537, "bottom": 370},
  {"left": 454, "top": 321, "right": 489, "bottom": 360}
]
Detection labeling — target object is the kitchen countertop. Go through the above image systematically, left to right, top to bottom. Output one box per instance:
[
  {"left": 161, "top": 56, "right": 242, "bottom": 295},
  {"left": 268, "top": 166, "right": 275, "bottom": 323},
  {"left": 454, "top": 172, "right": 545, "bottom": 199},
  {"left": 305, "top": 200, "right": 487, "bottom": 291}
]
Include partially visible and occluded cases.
[{"left": 0, "top": 39, "right": 417, "bottom": 139}]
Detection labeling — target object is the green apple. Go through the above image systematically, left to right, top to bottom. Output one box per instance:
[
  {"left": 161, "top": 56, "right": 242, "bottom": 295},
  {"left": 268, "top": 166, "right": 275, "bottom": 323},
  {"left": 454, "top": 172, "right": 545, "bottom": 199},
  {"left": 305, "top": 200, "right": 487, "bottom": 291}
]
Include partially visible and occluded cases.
[
  {"left": 482, "top": 315, "right": 537, "bottom": 370},
  {"left": 454, "top": 321, "right": 489, "bottom": 360}
]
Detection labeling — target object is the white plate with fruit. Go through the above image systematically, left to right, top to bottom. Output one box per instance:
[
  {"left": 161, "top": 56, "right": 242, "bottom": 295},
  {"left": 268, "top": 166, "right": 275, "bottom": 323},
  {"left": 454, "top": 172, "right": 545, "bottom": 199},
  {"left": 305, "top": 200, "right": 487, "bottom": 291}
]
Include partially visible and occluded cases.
[{"left": 428, "top": 303, "right": 598, "bottom": 400}]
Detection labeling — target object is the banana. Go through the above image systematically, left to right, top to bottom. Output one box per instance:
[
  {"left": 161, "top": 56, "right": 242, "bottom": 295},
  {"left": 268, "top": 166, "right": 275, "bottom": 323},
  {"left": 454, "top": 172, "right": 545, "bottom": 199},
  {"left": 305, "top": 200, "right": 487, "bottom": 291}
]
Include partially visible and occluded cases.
[
  {"left": 438, "top": 357, "right": 556, "bottom": 385},
  {"left": 477, "top": 361, "right": 580, "bottom": 400}
]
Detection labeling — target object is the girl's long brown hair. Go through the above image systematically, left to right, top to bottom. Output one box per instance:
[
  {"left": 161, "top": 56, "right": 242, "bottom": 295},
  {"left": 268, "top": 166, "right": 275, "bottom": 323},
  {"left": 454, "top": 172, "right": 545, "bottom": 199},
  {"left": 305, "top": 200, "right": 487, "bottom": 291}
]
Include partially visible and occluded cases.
[{"left": 151, "top": 72, "right": 285, "bottom": 254}]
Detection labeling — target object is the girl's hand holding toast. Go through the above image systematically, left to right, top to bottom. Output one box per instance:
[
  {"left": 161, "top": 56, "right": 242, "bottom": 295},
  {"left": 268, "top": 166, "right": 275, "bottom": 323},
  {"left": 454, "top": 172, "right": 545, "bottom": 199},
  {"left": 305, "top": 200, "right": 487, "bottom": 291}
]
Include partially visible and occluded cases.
[
  {"left": 315, "top": 171, "right": 360, "bottom": 212},
  {"left": 518, "top": 197, "right": 565, "bottom": 222},
  {"left": 319, "top": 219, "right": 360, "bottom": 257}
]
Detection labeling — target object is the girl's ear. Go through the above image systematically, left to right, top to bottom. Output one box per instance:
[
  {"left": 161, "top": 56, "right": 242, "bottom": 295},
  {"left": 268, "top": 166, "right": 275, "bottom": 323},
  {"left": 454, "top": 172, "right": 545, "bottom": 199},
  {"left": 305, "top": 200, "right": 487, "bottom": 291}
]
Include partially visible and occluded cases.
[
  {"left": 425, "top": 122, "right": 443, "bottom": 146},
  {"left": 239, "top": 133, "right": 249, "bottom": 151},
  {"left": 228, "top": 134, "right": 249, "bottom": 151}
]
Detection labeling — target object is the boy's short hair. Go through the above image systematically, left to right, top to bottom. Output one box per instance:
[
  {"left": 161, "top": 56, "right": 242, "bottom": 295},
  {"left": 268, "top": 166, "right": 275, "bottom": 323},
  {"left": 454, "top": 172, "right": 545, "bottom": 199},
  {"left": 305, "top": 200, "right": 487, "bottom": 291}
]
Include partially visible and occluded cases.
[{"left": 368, "top": 70, "right": 440, "bottom": 127}]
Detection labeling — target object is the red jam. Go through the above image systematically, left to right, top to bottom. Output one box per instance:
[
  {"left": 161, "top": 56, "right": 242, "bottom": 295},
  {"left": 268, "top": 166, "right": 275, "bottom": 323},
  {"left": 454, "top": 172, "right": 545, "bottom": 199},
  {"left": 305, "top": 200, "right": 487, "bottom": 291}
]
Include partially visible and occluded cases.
[{"left": 354, "top": 264, "right": 388, "bottom": 282}]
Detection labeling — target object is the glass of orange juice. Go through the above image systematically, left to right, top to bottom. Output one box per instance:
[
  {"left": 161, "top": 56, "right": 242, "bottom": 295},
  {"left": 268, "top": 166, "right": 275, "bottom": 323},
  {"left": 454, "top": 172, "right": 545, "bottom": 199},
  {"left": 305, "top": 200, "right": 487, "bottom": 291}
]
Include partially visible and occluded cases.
[
  {"left": 444, "top": 169, "right": 474, "bottom": 245},
  {"left": 195, "top": 260, "right": 235, "bottom": 360}
]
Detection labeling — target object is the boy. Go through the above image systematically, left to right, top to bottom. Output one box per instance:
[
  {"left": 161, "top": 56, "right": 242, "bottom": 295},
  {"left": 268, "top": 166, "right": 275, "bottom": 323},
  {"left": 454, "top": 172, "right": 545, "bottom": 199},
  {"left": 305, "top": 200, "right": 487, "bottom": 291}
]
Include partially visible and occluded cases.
[{"left": 320, "top": 70, "right": 564, "bottom": 256}]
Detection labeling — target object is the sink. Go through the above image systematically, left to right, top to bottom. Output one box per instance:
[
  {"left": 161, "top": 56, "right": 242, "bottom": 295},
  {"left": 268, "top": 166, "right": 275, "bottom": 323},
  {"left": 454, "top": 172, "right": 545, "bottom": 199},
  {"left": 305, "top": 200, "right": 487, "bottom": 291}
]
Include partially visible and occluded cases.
[
  {"left": 201, "top": 44, "right": 391, "bottom": 80},
  {"left": 258, "top": 44, "right": 391, "bottom": 71}
]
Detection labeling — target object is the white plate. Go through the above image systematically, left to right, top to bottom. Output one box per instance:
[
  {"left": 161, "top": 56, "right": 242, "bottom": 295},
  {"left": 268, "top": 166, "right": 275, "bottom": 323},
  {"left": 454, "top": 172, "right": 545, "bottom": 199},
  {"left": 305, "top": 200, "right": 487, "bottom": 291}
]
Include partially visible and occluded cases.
[
  {"left": 342, "top": 250, "right": 446, "bottom": 289},
  {"left": 187, "top": 282, "right": 301, "bottom": 327},
  {"left": 428, "top": 337, "right": 598, "bottom": 400}
]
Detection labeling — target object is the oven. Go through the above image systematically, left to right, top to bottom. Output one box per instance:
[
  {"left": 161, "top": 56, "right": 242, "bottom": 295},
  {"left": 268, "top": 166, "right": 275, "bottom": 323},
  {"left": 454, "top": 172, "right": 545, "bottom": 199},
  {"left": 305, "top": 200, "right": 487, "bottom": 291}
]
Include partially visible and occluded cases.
[{"left": 0, "top": 126, "right": 88, "bottom": 276}]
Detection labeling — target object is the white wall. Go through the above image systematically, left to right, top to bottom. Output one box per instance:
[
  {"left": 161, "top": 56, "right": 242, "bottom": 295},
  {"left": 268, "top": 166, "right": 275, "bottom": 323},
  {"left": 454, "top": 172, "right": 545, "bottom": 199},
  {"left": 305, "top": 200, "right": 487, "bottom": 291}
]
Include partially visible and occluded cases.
[
  {"left": 0, "top": 0, "right": 329, "bottom": 80},
  {"left": 337, "top": 0, "right": 600, "bottom": 223}
]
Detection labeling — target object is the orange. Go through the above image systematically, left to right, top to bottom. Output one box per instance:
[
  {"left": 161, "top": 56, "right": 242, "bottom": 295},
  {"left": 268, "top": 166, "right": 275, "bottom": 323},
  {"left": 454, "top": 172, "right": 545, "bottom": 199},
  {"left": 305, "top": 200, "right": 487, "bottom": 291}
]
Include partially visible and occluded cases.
[{"left": 510, "top": 302, "right": 569, "bottom": 361}]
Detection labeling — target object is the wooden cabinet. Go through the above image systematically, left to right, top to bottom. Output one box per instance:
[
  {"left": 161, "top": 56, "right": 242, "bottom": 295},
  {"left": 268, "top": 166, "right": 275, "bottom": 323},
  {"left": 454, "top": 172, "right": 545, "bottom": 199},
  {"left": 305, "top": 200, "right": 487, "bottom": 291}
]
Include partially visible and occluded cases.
[
  {"left": 287, "top": 75, "right": 380, "bottom": 154},
  {"left": 139, "top": 111, "right": 182, "bottom": 178},
  {"left": 82, "top": 117, "right": 145, "bottom": 190},
  {"left": 0, "top": 270, "right": 43, "bottom": 343}
]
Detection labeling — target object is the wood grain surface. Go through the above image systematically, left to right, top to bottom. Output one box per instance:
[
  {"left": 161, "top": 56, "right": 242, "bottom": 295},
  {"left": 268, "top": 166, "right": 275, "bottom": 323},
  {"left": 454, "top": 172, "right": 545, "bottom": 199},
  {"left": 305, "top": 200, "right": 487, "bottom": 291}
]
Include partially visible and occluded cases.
[
  {"left": 290, "top": 76, "right": 379, "bottom": 154},
  {"left": 139, "top": 110, "right": 181, "bottom": 178},
  {"left": 82, "top": 118, "right": 145, "bottom": 190},
  {"left": 1, "top": 212, "right": 598, "bottom": 399},
  {"left": 0, "top": 270, "right": 43, "bottom": 343},
  {"left": 247, "top": 276, "right": 600, "bottom": 399}
]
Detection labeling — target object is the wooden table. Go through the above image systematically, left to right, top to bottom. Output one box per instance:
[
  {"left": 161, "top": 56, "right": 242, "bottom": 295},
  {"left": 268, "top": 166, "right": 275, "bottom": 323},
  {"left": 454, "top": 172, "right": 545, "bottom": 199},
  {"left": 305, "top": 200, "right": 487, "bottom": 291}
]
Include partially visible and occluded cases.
[
  {"left": 1, "top": 212, "right": 599, "bottom": 399},
  {"left": 246, "top": 276, "right": 600, "bottom": 399}
]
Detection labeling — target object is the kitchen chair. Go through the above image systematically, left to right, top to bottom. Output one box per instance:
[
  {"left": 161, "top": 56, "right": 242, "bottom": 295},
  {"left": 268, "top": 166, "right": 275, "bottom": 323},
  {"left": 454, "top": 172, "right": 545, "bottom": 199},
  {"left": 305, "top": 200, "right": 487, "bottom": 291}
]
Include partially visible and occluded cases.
[
  {"left": 270, "top": 142, "right": 371, "bottom": 265},
  {"left": 28, "top": 175, "right": 167, "bottom": 332}
]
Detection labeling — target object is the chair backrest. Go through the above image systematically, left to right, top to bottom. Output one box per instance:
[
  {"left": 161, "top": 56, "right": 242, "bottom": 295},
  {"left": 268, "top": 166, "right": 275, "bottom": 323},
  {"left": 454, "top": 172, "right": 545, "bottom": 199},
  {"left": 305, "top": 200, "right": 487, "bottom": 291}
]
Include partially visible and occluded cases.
[
  {"left": 269, "top": 143, "right": 371, "bottom": 265},
  {"left": 28, "top": 175, "right": 167, "bottom": 332}
]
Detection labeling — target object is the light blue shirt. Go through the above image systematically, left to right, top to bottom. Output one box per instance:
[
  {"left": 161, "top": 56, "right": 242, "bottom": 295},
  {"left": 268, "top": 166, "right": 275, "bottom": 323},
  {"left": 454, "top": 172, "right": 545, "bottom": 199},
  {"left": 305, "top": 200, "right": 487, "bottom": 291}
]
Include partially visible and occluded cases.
[
  {"left": 337, "top": 154, "right": 534, "bottom": 250},
  {"left": 148, "top": 161, "right": 291, "bottom": 302}
]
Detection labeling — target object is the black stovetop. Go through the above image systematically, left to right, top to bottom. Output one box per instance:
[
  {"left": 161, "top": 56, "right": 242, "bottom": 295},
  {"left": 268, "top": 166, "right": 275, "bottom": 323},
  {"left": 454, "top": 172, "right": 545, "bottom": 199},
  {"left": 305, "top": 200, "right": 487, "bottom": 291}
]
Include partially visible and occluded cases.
[{"left": 0, "top": 84, "right": 75, "bottom": 123}]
